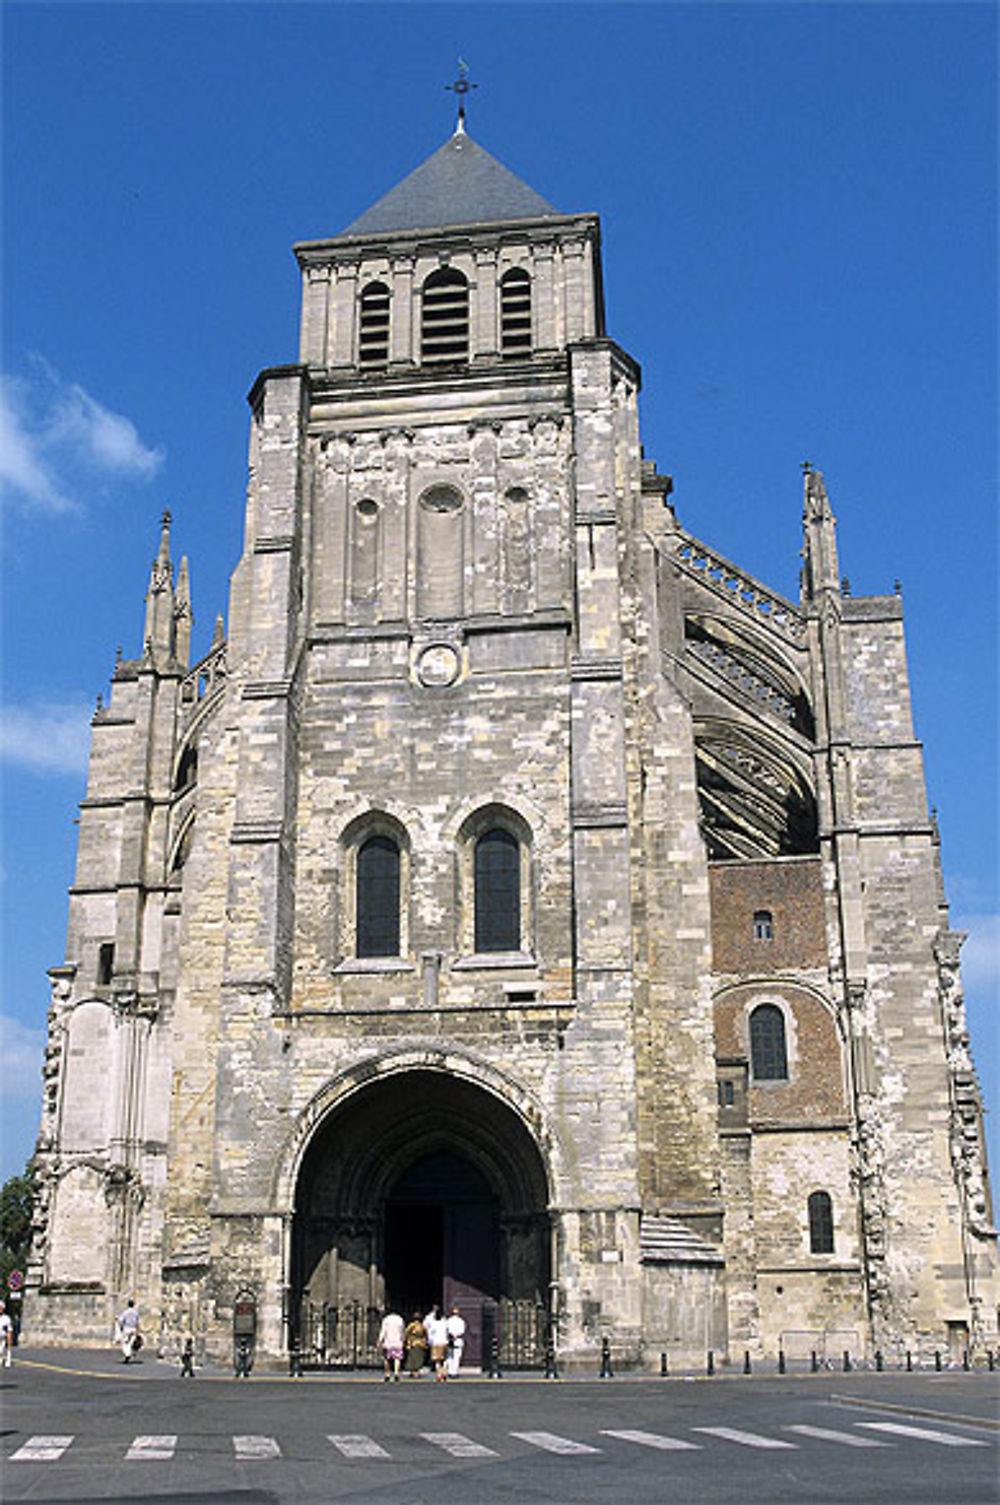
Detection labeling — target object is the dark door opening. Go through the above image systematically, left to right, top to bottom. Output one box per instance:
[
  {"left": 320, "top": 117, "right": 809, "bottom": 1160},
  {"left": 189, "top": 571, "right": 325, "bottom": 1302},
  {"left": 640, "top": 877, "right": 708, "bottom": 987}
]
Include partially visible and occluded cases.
[{"left": 383, "top": 1151, "right": 500, "bottom": 1366}]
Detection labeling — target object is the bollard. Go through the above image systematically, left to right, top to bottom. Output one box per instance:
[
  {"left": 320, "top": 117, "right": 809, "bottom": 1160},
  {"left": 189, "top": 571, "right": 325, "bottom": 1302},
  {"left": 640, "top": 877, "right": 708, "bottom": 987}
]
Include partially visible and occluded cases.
[
  {"left": 487, "top": 1335, "right": 502, "bottom": 1380},
  {"left": 599, "top": 1336, "right": 614, "bottom": 1379},
  {"left": 544, "top": 1337, "right": 559, "bottom": 1381},
  {"left": 179, "top": 1338, "right": 195, "bottom": 1379},
  {"left": 289, "top": 1346, "right": 302, "bottom": 1378},
  {"left": 962, "top": 1348, "right": 970, "bottom": 1372},
  {"left": 777, "top": 1349, "right": 785, "bottom": 1375},
  {"left": 707, "top": 1350, "right": 715, "bottom": 1377},
  {"left": 743, "top": 1350, "right": 751, "bottom": 1375},
  {"left": 810, "top": 1350, "right": 818, "bottom": 1374},
  {"left": 843, "top": 1350, "right": 851, "bottom": 1373},
  {"left": 934, "top": 1350, "right": 942, "bottom": 1372},
  {"left": 988, "top": 1350, "right": 995, "bottom": 1373},
  {"left": 660, "top": 1351, "right": 669, "bottom": 1378},
  {"left": 875, "top": 1351, "right": 883, "bottom": 1372},
  {"left": 906, "top": 1351, "right": 912, "bottom": 1372}
]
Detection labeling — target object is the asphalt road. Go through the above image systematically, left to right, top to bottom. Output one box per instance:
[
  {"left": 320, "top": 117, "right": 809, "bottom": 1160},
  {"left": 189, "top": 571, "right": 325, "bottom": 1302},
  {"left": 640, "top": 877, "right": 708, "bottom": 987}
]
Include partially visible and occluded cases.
[{"left": 1, "top": 1351, "right": 997, "bottom": 1504}]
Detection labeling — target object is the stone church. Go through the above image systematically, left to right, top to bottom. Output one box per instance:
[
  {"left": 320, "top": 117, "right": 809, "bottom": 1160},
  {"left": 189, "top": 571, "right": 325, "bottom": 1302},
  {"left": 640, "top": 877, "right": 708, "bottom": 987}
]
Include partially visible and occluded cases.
[{"left": 29, "top": 113, "right": 998, "bottom": 1370}]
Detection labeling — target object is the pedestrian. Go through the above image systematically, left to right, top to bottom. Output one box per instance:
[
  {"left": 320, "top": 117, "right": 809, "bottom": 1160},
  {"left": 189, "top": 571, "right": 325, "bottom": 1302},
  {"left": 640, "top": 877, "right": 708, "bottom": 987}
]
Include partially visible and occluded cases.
[
  {"left": 115, "top": 1298, "right": 142, "bottom": 1363},
  {"left": 0, "top": 1302, "right": 12, "bottom": 1368},
  {"left": 425, "top": 1305, "right": 450, "bottom": 1382},
  {"left": 445, "top": 1305, "right": 466, "bottom": 1378},
  {"left": 378, "top": 1308, "right": 405, "bottom": 1382},
  {"left": 403, "top": 1311, "right": 428, "bottom": 1376}
]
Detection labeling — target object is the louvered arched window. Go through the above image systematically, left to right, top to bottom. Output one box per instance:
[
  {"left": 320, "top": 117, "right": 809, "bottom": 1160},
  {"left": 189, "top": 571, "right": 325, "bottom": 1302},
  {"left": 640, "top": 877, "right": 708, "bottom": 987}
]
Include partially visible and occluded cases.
[
  {"left": 421, "top": 268, "right": 469, "bottom": 364},
  {"left": 500, "top": 268, "right": 532, "bottom": 357},
  {"left": 359, "top": 282, "right": 390, "bottom": 367},
  {"left": 474, "top": 827, "right": 520, "bottom": 952},
  {"left": 356, "top": 835, "right": 401, "bottom": 957},
  {"left": 749, "top": 1003, "right": 788, "bottom": 1081},
  {"left": 808, "top": 1190, "right": 835, "bottom": 1253}
]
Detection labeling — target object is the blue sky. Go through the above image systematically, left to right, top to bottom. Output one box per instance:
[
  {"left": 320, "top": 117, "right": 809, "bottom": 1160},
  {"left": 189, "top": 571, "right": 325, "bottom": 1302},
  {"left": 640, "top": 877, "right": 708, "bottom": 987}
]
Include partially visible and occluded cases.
[{"left": 2, "top": 2, "right": 997, "bottom": 1185}]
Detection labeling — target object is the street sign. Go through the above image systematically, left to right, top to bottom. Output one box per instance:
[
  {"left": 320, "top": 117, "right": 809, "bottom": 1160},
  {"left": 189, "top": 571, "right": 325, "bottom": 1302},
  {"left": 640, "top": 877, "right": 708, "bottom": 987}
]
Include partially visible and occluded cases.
[{"left": 7, "top": 1271, "right": 23, "bottom": 1292}]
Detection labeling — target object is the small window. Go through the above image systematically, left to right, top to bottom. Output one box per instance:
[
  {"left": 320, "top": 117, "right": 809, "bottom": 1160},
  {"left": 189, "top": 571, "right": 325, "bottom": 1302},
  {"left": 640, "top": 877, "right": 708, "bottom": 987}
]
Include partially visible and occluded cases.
[
  {"left": 422, "top": 268, "right": 469, "bottom": 364},
  {"left": 500, "top": 268, "right": 532, "bottom": 357},
  {"left": 359, "top": 282, "right": 390, "bottom": 367},
  {"left": 474, "top": 827, "right": 520, "bottom": 952},
  {"left": 356, "top": 835, "right": 401, "bottom": 957},
  {"left": 753, "top": 909, "right": 774, "bottom": 941},
  {"left": 97, "top": 943, "right": 115, "bottom": 986},
  {"left": 749, "top": 1003, "right": 788, "bottom": 1081},
  {"left": 717, "top": 1079, "right": 735, "bottom": 1108},
  {"left": 808, "top": 1190, "right": 835, "bottom": 1254}
]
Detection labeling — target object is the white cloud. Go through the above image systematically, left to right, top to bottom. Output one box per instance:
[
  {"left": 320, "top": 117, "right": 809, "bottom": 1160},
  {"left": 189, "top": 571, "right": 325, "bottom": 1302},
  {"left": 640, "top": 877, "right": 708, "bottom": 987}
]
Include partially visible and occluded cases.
[
  {"left": 0, "top": 362, "right": 163, "bottom": 512},
  {"left": 0, "top": 699, "right": 92, "bottom": 776},
  {"left": 960, "top": 913, "right": 1000, "bottom": 996},
  {"left": 0, "top": 1015, "right": 46, "bottom": 1102}
]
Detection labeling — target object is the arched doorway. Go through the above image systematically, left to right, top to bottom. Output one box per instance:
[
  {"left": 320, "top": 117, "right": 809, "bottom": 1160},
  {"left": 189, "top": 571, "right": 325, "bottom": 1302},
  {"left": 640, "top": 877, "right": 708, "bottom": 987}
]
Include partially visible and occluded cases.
[{"left": 290, "top": 1069, "right": 550, "bottom": 1366}]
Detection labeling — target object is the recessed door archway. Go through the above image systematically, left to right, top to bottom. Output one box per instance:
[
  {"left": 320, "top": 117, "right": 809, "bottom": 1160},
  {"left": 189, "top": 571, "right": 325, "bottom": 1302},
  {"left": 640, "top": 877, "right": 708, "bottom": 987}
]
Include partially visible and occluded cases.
[{"left": 290, "top": 1067, "right": 551, "bottom": 1366}]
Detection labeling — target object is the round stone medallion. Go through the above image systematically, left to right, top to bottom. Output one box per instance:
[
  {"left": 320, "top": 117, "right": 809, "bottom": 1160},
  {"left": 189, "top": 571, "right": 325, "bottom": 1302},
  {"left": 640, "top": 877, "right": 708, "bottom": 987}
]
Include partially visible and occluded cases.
[{"left": 416, "top": 643, "right": 460, "bottom": 688}]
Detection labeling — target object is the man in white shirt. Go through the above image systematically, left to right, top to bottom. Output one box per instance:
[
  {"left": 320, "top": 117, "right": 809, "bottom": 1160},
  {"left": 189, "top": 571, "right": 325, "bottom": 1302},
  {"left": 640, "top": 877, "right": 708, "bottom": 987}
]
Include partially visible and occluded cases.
[
  {"left": 116, "top": 1299, "right": 141, "bottom": 1362},
  {"left": 0, "top": 1302, "right": 12, "bottom": 1368},
  {"left": 445, "top": 1305, "right": 466, "bottom": 1378},
  {"left": 424, "top": 1306, "right": 450, "bottom": 1381},
  {"left": 377, "top": 1309, "right": 405, "bottom": 1381}
]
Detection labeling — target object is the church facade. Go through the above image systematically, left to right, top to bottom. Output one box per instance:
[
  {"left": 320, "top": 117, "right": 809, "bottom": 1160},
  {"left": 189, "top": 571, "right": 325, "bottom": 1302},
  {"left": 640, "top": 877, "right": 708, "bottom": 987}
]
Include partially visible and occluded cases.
[{"left": 29, "top": 123, "right": 997, "bottom": 1369}]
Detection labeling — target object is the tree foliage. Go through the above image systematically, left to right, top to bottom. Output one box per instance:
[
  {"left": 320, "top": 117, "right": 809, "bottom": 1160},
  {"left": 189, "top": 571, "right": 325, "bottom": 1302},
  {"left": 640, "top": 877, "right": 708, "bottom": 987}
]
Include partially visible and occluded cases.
[{"left": 0, "top": 1171, "right": 35, "bottom": 1290}]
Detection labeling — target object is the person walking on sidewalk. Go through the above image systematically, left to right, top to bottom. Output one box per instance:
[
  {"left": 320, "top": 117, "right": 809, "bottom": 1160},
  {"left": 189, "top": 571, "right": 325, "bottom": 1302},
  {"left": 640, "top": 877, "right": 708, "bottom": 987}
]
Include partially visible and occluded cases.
[
  {"left": 116, "top": 1299, "right": 142, "bottom": 1363},
  {"left": 0, "top": 1302, "right": 12, "bottom": 1368},
  {"left": 378, "top": 1309, "right": 405, "bottom": 1382}
]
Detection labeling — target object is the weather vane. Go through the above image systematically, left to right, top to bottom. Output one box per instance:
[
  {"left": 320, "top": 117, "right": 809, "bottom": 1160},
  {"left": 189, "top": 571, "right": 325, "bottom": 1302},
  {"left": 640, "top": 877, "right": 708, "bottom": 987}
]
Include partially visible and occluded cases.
[{"left": 445, "top": 59, "right": 478, "bottom": 132}]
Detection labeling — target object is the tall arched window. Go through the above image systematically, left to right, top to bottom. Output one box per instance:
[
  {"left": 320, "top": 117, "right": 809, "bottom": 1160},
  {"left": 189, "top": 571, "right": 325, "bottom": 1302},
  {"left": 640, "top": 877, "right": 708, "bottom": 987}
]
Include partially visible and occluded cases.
[
  {"left": 421, "top": 268, "right": 469, "bottom": 364},
  {"left": 500, "top": 268, "right": 532, "bottom": 356},
  {"left": 359, "top": 281, "right": 390, "bottom": 367},
  {"left": 474, "top": 828, "right": 520, "bottom": 952},
  {"left": 356, "top": 835, "right": 401, "bottom": 957},
  {"left": 749, "top": 1003, "right": 788, "bottom": 1081},
  {"left": 808, "top": 1190, "right": 835, "bottom": 1253}
]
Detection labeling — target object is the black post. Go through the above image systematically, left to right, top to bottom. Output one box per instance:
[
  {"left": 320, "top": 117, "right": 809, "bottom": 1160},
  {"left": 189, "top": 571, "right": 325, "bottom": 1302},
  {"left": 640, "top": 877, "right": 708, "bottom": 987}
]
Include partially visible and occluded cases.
[
  {"left": 488, "top": 1335, "right": 502, "bottom": 1380},
  {"left": 599, "top": 1336, "right": 613, "bottom": 1378},
  {"left": 179, "top": 1338, "right": 195, "bottom": 1378},
  {"left": 289, "top": 1346, "right": 302, "bottom": 1378},
  {"left": 963, "top": 1348, "right": 970, "bottom": 1371},
  {"left": 777, "top": 1349, "right": 786, "bottom": 1374},
  {"left": 707, "top": 1350, "right": 715, "bottom": 1376},
  {"left": 743, "top": 1350, "right": 751, "bottom": 1375},
  {"left": 810, "top": 1350, "right": 818, "bottom": 1373},
  {"left": 843, "top": 1350, "right": 851, "bottom": 1373},
  {"left": 875, "top": 1350, "right": 883, "bottom": 1372},
  {"left": 906, "top": 1350, "right": 912, "bottom": 1372},
  {"left": 935, "top": 1350, "right": 942, "bottom": 1372},
  {"left": 988, "top": 1350, "right": 995, "bottom": 1373},
  {"left": 660, "top": 1351, "right": 668, "bottom": 1377}
]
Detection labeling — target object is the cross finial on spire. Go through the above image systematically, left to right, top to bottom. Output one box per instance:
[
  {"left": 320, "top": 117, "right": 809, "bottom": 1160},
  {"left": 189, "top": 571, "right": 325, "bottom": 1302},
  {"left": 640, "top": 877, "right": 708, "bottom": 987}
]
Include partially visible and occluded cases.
[{"left": 445, "top": 59, "right": 478, "bottom": 134}]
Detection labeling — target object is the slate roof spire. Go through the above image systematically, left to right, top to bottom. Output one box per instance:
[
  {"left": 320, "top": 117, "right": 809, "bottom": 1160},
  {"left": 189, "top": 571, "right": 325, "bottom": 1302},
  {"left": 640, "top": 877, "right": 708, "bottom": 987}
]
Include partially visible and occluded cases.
[{"left": 339, "top": 117, "right": 560, "bottom": 238}]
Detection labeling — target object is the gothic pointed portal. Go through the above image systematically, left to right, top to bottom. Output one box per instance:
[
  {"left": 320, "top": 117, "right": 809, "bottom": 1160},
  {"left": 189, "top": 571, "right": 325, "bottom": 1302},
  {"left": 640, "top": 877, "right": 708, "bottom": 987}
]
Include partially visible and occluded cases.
[
  {"left": 339, "top": 131, "right": 560, "bottom": 237},
  {"left": 291, "top": 1071, "right": 551, "bottom": 1368}
]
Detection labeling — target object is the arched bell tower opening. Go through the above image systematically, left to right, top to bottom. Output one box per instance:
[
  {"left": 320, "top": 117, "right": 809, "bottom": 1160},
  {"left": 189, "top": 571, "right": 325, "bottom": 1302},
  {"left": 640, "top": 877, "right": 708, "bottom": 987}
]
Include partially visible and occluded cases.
[{"left": 290, "top": 1069, "right": 551, "bottom": 1366}]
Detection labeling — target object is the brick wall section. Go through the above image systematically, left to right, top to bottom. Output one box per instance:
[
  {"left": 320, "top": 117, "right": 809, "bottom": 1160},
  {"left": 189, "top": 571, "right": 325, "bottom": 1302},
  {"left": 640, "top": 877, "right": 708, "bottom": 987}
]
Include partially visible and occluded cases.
[{"left": 709, "top": 857, "right": 826, "bottom": 973}]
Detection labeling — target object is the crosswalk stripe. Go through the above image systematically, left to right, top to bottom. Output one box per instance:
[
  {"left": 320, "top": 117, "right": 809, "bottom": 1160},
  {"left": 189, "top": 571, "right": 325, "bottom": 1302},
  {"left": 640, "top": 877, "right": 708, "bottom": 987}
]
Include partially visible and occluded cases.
[
  {"left": 858, "top": 1421, "right": 988, "bottom": 1448},
  {"left": 787, "top": 1424, "right": 889, "bottom": 1448},
  {"left": 693, "top": 1426, "right": 797, "bottom": 1450},
  {"left": 601, "top": 1428, "right": 701, "bottom": 1451},
  {"left": 511, "top": 1430, "right": 601, "bottom": 1455},
  {"left": 421, "top": 1432, "right": 498, "bottom": 1458},
  {"left": 327, "top": 1433, "right": 391, "bottom": 1458},
  {"left": 234, "top": 1434, "right": 281, "bottom": 1459},
  {"left": 10, "top": 1435, "right": 74, "bottom": 1462},
  {"left": 126, "top": 1435, "right": 177, "bottom": 1460}
]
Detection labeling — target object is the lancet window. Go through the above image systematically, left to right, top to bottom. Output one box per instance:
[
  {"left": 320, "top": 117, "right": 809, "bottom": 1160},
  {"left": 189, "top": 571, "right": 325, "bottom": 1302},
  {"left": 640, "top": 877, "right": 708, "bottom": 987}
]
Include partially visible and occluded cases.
[
  {"left": 421, "top": 268, "right": 469, "bottom": 364},
  {"left": 500, "top": 268, "right": 532, "bottom": 356},
  {"left": 358, "top": 281, "right": 390, "bottom": 367},
  {"left": 474, "top": 827, "right": 521, "bottom": 952},
  {"left": 356, "top": 834, "right": 401, "bottom": 957},
  {"left": 749, "top": 1002, "right": 788, "bottom": 1081},
  {"left": 808, "top": 1190, "right": 835, "bottom": 1254}
]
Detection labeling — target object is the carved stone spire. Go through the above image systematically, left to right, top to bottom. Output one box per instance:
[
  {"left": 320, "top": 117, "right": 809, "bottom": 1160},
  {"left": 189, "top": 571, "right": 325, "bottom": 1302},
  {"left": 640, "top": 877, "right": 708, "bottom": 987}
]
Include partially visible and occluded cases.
[
  {"left": 800, "top": 466, "right": 841, "bottom": 606},
  {"left": 143, "top": 510, "right": 175, "bottom": 665},
  {"left": 173, "top": 555, "right": 193, "bottom": 668}
]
